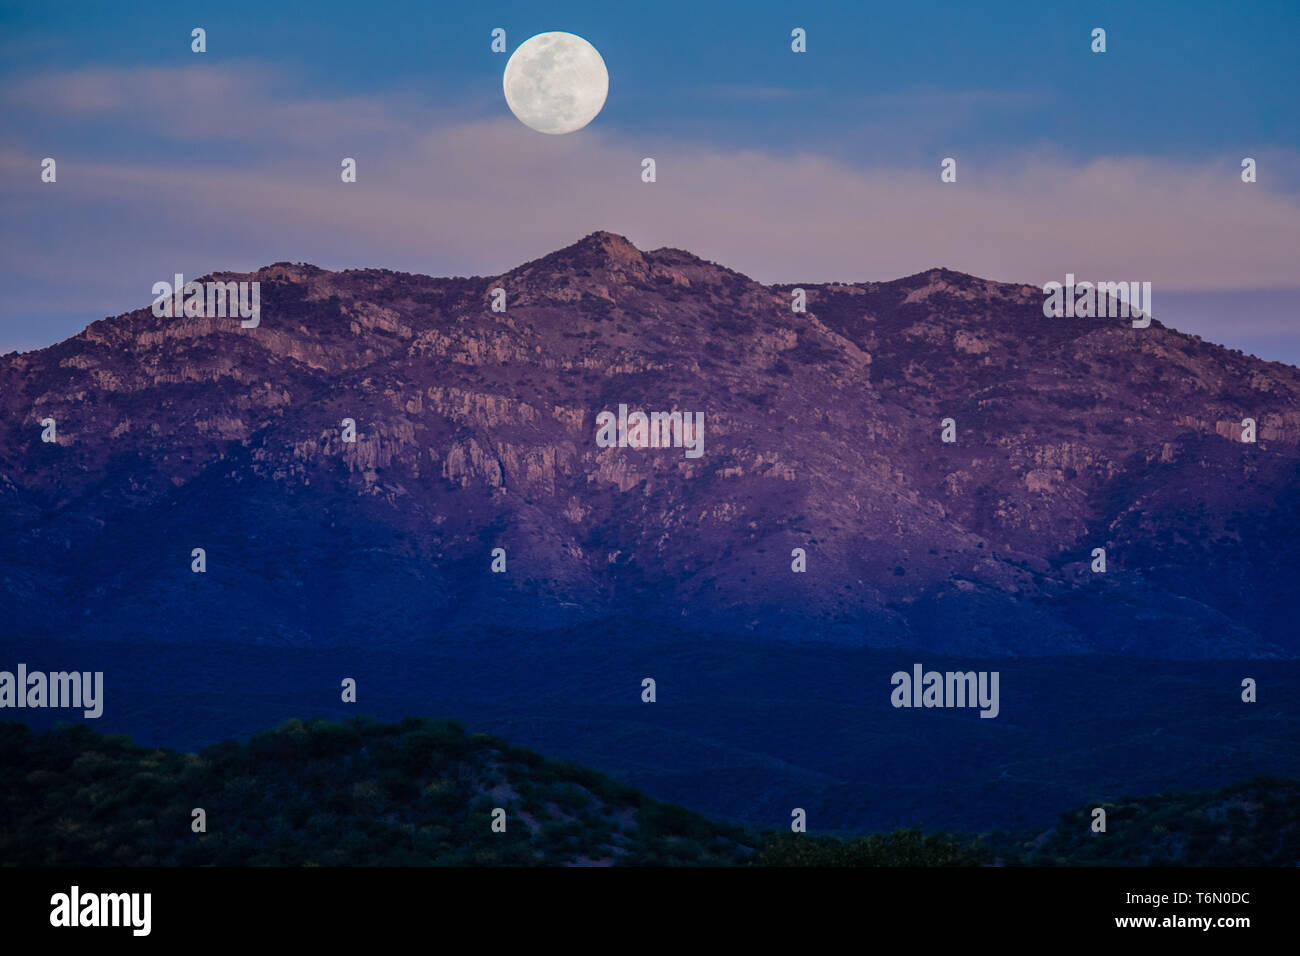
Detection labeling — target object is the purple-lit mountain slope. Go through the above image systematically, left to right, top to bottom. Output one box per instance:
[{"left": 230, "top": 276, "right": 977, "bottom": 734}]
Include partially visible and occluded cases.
[{"left": 3, "top": 232, "right": 1298, "bottom": 658}]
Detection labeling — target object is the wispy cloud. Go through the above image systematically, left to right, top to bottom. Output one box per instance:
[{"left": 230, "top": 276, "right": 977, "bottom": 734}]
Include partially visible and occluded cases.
[
  {"left": 3, "top": 64, "right": 1298, "bottom": 353},
  {"left": 4, "top": 64, "right": 430, "bottom": 147},
  {"left": 699, "top": 83, "right": 1053, "bottom": 141}
]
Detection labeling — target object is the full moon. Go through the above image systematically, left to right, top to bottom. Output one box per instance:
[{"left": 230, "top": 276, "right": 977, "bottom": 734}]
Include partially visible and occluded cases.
[{"left": 503, "top": 32, "right": 609, "bottom": 135}]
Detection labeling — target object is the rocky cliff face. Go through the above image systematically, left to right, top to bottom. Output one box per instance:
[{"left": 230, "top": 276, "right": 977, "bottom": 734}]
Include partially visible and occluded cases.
[{"left": 3, "top": 232, "right": 1298, "bottom": 657}]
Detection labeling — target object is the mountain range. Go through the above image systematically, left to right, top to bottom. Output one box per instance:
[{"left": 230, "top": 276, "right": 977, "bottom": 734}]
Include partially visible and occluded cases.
[
  {"left": 3, "top": 231, "right": 1298, "bottom": 658},
  {"left": 3, "top": 233, "right": 1298, "bottom": 834}
]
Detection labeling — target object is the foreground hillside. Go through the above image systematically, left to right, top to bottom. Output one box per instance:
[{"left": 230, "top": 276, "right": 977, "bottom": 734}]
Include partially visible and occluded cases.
[
  {"left": 0, "top": 717, "right": 976, "bottom": 866},
  {"left": 0, "top": 717, "right": 752, "bottom": 866},
  {"left": 1, "top": 718, "right": 1294, "bottom": 866},
  {"left": 989, "top": 775, "right": 1300, "bottom": 867}
]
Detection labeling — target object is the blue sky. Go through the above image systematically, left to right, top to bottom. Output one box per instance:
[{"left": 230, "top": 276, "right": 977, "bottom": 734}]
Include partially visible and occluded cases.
[
  {"left": 2, "top": 0, "right": 1298, "bottom": 360},
  {"left": 7, "top": 1, "right": 1298, "bottom": 162}
]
